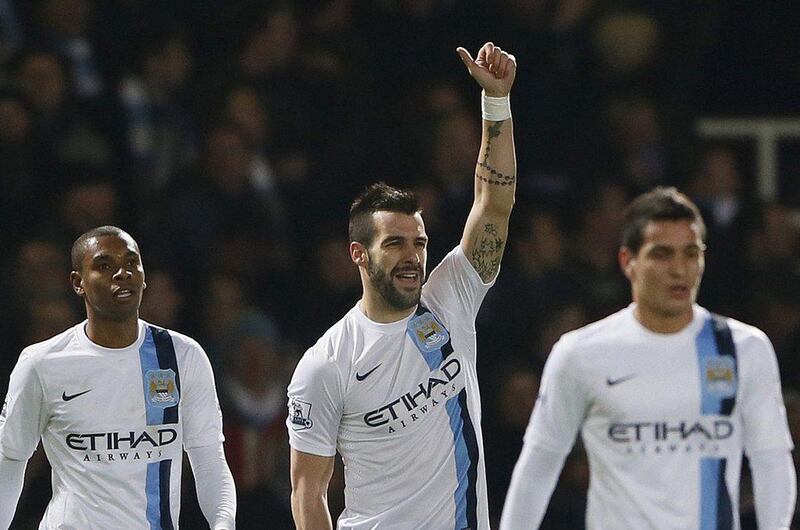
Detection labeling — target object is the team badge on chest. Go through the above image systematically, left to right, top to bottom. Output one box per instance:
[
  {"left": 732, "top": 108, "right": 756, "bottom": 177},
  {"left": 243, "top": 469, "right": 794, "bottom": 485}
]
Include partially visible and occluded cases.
[
  {"left": 408, "top": 312, "right": 449, "bottom": 353},
  {"left": 703, "top": 357, "right": 736, "bottom": 398},
  {"left": 146, "top": 369, "right": 180, "bottom": 408}
]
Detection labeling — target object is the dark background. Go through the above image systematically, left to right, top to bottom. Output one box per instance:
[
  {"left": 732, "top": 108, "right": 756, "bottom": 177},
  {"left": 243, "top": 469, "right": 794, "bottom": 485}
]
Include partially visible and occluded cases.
[{"left": 1, "top": 0, "right": 798, "bottom": 528}]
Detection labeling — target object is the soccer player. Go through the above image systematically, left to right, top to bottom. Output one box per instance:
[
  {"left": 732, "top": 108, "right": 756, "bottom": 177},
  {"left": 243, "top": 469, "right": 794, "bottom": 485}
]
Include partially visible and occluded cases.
[
  {"left": 286, "top": 42, "right": 517, "bottom": 529},
  {"left": 501, "top": 187, "right": 797, "bottom": 529},
  {"left": 0, "top": 226, "right": 236, "bottom": 529}
]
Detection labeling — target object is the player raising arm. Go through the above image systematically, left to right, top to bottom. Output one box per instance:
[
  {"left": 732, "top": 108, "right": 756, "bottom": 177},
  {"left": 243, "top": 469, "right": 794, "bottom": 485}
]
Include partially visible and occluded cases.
[{"left": 287, "top": 41, "right": 516, "bottom": 530}]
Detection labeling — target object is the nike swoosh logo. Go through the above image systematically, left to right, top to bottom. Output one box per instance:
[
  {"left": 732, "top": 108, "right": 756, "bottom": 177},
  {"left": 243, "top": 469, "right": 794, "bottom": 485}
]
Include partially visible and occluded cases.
[
  {"left": 355, "top": 364, "right": 382, "bottom": 381},
  {"left": 606, "top": 374, "right": 638, "bottom": 386},
  {"left": 62, "top": 389, "right": 92, "bottom": 401}
]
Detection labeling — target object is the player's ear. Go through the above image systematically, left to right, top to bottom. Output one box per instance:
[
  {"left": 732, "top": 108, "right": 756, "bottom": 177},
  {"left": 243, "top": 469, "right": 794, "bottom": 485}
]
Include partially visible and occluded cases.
[
  {"left": 350, "top": 241, "right": 368, "bottom": 267},
  {"left": 619, "top": 247, "right": 636, "bottom": 281},
  {"left": 70, "top": 270, "right": 85, "bottom": 296}
]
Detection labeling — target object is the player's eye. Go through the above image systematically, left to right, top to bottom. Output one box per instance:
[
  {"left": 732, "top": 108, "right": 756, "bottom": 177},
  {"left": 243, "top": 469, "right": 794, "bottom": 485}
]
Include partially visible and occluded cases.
[{"left": 649, "top": 248, "right": 670, "bottom": 259}]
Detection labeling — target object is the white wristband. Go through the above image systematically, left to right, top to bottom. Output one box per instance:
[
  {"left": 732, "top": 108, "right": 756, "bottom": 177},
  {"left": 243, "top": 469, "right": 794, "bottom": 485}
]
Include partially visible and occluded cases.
[{"left": 481, "top": 91, "right": 511, "bottom": 121}]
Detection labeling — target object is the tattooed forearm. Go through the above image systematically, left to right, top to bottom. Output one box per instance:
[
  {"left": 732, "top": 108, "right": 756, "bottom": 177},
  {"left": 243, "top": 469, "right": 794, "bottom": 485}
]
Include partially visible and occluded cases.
[
  {"left": 477, "top": 121, "right": 516, "bottom": 186},
  {"left": 487, "top": 121, "right": 504, "bottom": 139},
  {"left": 476, "top": 165, "right": 516, "bottom": 186},
  {"left": 470, "top": 224, "right": 505, "bottom": 282}
]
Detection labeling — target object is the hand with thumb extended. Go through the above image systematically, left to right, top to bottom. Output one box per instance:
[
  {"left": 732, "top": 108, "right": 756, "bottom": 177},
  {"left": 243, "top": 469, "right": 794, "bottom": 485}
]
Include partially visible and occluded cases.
[{"left": 457, "top": 42, "right": 516, "bottom": 97}]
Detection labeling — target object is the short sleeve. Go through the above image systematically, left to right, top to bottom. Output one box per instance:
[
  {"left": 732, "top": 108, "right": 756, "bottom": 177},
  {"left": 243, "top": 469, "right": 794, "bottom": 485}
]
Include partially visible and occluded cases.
[
  {"left": 423, "top": 246, "right": 494, "bottom": 321},
  {"left": 738, "top": 333, "right": 794, "bottom": 454},
  {"left": 522, "top": 338, "right": 589, "bottom": 456},
  {"left": 180, "top": 340, "right": 225, "bottom": 449},
  {"left": 286, "top": 344, "right": 344, "bottom": 457},
  {"left": 0, "top": 351, "right": 47, "bottom": 461}
]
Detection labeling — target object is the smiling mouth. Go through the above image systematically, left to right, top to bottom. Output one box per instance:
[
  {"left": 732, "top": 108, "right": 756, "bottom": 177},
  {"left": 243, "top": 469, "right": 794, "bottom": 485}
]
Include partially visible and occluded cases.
[{"left": 394, "top": 269, "right": 421, "bottom": 284}]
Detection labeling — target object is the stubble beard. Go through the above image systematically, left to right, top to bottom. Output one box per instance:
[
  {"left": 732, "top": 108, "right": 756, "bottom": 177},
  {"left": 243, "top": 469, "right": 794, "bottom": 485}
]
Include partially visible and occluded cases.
[{"left": 366, "top": 259, "right": 422, "bottom": 311}]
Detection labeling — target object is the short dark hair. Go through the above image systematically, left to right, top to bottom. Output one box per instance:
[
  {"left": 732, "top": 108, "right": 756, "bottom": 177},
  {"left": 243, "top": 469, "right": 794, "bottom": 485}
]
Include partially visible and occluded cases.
[
  {"left": 348, "top": 183, "right": 420, "bottom": 246},
  {"left": 621, "top": 187, "right": 706, "bottom": 253},
  {"left": 71, "top": 226, "right": 138, "bottom": 271}
]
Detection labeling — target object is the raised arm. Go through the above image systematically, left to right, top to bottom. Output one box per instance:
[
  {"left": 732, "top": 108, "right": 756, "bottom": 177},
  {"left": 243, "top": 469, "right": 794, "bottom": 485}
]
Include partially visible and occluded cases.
[
  {"left": 457, "top": 42, "right": 517, "bottom": 282},
  {"left": 290, "top": 448, "right": 335, "bottom": 530}
]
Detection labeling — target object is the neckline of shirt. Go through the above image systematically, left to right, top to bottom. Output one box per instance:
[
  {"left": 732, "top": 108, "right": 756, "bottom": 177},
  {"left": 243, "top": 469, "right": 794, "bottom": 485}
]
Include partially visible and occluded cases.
[
  {"left": 352, "top": 301, "right": 416, "bottom": 333},
  {"left": 625, "top": 303, "right": 708, "bottom": 340},
  {"left": 75, "top": 319, "right": 147, "bottom": 353}
]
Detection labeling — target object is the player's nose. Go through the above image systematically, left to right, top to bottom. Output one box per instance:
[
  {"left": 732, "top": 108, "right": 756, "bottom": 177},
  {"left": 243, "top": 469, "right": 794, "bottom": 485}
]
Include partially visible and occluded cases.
[{"left": 112, "top": 267, "right": 132, "bottom": 281}]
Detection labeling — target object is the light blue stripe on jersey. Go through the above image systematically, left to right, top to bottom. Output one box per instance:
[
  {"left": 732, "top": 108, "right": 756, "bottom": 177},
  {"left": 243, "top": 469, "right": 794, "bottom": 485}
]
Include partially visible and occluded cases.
[
  {"left": 696, "top": 316, "right": 734, "bottom": 529},
  {"left": 695, "top": 318, "right": 720, "bottom": 415},
  {"left": 139, "top": 327, "right": 164, "bottom": 425},
  {"left": 140, "top": 327, "right": 164, "bottom": 528},
  {"left": 420, "top": 347, "right": 444, "bottom": 369},
  {"left": 446, "top": 394, "right": 469, "bottom": 530},
  {"left": 700, "top": 458, "right": 722, "bottom": 530},
  {"left": 145, "top": 461, "right": 161, "bottom": 530}
]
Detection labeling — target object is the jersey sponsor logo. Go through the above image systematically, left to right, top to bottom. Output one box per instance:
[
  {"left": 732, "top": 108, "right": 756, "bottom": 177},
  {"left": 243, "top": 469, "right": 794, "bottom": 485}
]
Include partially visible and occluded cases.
[
  {"left": 409, "top": 313, "right": 449, "bottom": 353},
  {"left": 363, "top": 357, "right": 462, "bottom": 431},
  {"left": 703, "top": 357, "right": 736, "bottom": 398},
  {"left": 356, "top": 363, "right": 382, "bottom": 381},
  {"left": 146, "top": 369, "right": 180, "bottom": 408},
  {"left": 606, "top": 374, "right": 637, "bottom": 386},
  {"left": 62, "top": 389, "right": 92, "bottom": 401},
  {"left": 289, "top": 398, "right": 313, "bottom": 430},
  {"left": 608, "top": 419, "right": 734, "bottom": 455},
  {"left": 65, "top": 428, "right": 179, "bottom": 463},
  {"left": 66, "top": 428, "right": 178, "bottom": 450}
]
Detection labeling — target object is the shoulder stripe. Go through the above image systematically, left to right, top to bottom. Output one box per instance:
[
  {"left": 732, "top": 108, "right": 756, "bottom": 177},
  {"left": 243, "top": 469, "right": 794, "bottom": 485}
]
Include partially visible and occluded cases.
[
  {"left": 695, "top": 315, "right": 738, "bottom": 416},
  {"left": 151, "top": 327, "right": 181, "bottom": 424}
]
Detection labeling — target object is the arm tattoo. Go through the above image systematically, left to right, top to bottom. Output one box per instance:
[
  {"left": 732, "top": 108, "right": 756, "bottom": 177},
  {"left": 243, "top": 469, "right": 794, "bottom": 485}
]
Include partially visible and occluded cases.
[
  {"left": 477, "top": 121, "right": 516, "bottom": 186},
  {"left": 470, "top": 223, "right": 505, "bottom": 282}
]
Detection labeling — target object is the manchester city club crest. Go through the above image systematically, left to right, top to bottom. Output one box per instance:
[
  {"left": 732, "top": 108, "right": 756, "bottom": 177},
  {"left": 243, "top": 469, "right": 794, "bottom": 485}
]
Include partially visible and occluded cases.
[
  {"left": 408, "top": 313, "right": 450, "bottom": 353},
  {"left": 703, "top": 357, "right": 737, "bottom": 398},
  {"left": 146, "top": 369, "right": 180, "bottom": 408},
  {"left": 289, "top": 398, "right": 313, "bottom": 431}
]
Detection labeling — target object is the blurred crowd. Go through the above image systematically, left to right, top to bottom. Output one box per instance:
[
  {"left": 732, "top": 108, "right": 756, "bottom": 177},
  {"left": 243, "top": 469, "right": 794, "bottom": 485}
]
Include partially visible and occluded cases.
[{"left": 1, "top": 1, "right": 798, "bottom": 528}]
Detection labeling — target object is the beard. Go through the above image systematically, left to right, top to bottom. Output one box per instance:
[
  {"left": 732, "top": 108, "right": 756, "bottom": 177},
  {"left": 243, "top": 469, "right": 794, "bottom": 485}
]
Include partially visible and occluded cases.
[{"left": 366, "top": 259, "right": 423, "bottom": 311}]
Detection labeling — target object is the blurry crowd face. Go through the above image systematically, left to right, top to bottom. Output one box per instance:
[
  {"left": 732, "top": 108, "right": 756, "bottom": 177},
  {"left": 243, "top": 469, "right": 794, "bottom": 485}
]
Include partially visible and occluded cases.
[
  {"left": 40, "top": 0, "right": 90, "bottom": 39},
  {"left": 240, "top": 10, "right": 298, "bottom": 75},
  {"left": 146, "top": 38, "right": 191, "bottom": 95},
  {"left": 17, "top": 53, "right": 67, "bottom": 113},
  {"left": 225, "top": 87, "right": 269, "bottom": 146},
  {"left": 0, "top": 98, "right": 31, "bottom": 144},
  {"left": 207, "top": 129, "right": 251, "bottom": 192},
  {"left": 63, "top": 183, "right": 119, "bottom": 234},
  {"left": 364, "top": 212, "right": 428, "bottom": 312},
  {"left": 624, "top": 219, "right": 705, "bottom": 326}
]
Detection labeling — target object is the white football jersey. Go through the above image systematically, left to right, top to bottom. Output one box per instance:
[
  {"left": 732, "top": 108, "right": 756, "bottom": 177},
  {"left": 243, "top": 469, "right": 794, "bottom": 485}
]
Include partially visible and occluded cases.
[
  {"left": 287, "top": 246, "right": 493, "bottom": 529},
  {"left": 526, "top": 304, "right": 794, "bottom": 530},
  {"left": 0, "top": 320, "right": 224, "bottom": 529}
]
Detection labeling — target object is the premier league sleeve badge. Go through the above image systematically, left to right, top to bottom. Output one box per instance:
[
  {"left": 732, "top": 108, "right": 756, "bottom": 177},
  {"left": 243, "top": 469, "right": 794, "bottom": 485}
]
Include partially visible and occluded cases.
[{"left": 289, "top": 398, "right": 313, "bottom": 431}]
